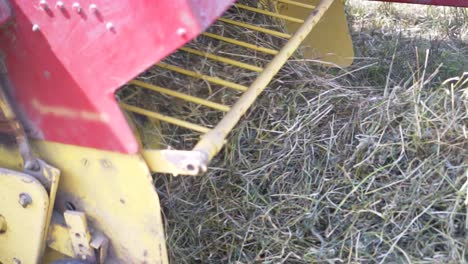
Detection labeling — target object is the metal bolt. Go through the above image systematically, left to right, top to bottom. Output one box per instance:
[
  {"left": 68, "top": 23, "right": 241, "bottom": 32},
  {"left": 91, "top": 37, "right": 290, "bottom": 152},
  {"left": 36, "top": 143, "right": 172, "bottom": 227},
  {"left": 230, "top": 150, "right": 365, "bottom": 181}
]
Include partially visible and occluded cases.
[
  {"left": 39, "top": 0, "right": 48, "bottom": 9},
  {"left": 56, "top": 1, "right": 64, "bottom": 9},
  {"left": 72, "top": 2, "right": 81, "bottom": 13},
  {"left": 89, "top": 3, "right": 98, "bottom": 12},
  {"left": 106, "top": 22, "right": 114, "bottom": 31},
  {"left": 32, "top": 24, "right": 40, "bottom": 32},
  {"left": 177, "top": 28, "right": 187, "bottom": 37},
  {"left": 24, "top": 158, "right": 40, "bottom": 171},
  {"left": 81, "top": 158, "right": 89, "bottom": 167},
  {"left": 100, "top": 159, "right": 112, "bottom": 168},
  {"left": 18, "top": 193, "right": 32, "bottom": 208},
  {"left": 0, "top": 215, "right": 6, "bottom": 233}
]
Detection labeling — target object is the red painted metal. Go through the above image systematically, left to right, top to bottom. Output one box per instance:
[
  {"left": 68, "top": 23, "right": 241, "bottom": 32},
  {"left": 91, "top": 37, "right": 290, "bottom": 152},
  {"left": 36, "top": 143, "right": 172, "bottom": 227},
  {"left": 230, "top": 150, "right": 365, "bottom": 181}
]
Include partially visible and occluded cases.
[
  {"left": 0, "top": 0, "right": 235, "bottom": 153},
  {"left": 0, "top": 0, "right": 11, "bottom": 26},
  {"left": 369, "top": 0, "right": 468, "bottom": 7}
]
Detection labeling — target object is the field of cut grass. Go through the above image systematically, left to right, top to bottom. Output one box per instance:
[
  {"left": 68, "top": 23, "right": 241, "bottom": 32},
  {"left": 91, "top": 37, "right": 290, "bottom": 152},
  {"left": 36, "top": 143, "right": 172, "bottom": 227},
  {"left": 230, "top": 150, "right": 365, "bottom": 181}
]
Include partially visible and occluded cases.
[{"left": 145, "top": 1, "right": 467, "bottom": 263}]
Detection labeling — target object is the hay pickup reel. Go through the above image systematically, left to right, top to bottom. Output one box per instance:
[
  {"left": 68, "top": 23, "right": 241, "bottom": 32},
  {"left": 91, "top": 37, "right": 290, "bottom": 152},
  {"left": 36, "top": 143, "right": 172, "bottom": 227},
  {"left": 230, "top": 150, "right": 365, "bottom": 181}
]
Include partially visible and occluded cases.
[{"left": 0, "top": 0, "right": 465, "bottom": 263}]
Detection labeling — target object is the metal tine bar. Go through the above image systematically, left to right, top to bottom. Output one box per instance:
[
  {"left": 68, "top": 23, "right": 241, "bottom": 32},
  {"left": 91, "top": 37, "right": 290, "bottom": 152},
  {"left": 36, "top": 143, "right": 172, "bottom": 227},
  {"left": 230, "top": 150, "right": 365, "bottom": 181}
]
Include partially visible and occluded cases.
[
  {"left": 193, "top": 0, "right": 334, "bottom": 162},
  {"left": 277, "top": 0, "right": 315, "bottom": 9},
  {"left": 234, "top": 4, "right": 304, "bottom": 23},
  {"left": 217, "top": 18, "right": 292, "bottom": 39},
  {"left": 202, "top": 32, "right": 279, "bottom": 55},
  {"left": 179, "top": 47, "right": 264, "bottom": 73},
  {"left": 156, "top": 63, "right": 248, "bottom": 92},
  {"left": 130, "top": 80, "right": 230, "bottom": 112},
  {"left": 120, "top": 103, "right": 211, "bottom": 134}
]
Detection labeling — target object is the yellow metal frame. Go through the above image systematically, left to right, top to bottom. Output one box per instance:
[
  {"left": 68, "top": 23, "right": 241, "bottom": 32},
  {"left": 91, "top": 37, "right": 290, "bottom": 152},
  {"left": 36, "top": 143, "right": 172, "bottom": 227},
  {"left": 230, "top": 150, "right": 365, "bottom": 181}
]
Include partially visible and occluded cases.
[
  {"left": 0, "top": 141, "right": 168, "bottom": 263},
  {"left": 0, "top": 156, "right": 60, "bottom": 264},
  {"left": 0, "top": 168, "right": 50, "bottom": 264}
]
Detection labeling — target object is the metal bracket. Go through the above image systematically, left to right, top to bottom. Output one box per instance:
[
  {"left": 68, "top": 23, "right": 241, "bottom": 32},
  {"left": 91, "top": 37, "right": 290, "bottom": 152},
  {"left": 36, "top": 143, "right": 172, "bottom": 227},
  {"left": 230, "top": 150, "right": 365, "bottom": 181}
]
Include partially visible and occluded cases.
[
  {"left": 1, "top": 141, "right": 168, "bottom": 263},
  {"left": 142, "top": 149, "right": 208, "bottom": 176},
  {"left": 28, "top": 160, "right": 61, "bottom": 261},
  {"left": 0, "top": 168, "right": 50, "bottom": 264},
  {"left": 62, "top": 210, "right": 109, "bottom": 263},
  {"left": 64, "top": 210, "right": 96, "bottom": 262},
  {"left": 90, "top": 232, "right": 109, "bottom": 264}
]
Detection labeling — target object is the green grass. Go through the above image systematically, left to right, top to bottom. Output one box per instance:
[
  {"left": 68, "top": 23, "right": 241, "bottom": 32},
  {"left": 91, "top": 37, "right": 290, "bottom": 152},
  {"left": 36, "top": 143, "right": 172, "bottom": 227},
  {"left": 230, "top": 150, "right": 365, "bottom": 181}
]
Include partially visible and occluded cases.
[{"left": 138, "top": 1, "right": 468, "bottom": 263}]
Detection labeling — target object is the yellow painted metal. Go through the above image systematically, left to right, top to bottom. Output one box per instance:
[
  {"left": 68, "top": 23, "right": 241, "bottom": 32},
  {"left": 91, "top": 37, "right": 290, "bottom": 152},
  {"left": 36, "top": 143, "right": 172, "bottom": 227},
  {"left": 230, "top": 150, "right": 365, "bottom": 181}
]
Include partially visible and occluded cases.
[
  {"left": 193, "top": 0, "right": 336, "bottom": 162},
  {"left": 275, "top": 0, "right": 354, "bottom": 67},
  {"left": 234, "top": 4, "right": 304, "bottom": 23},
  {"left": 218, "top": 17, "right": 292, "bottom": 39},
  {"left": 202, "top": 32, "right": 279, "bottom": 55},
  {"left": 179, "top": 47, "right": 264, "bottom": 72},
  {"left": 157, "top": 63, "right": 248, "bottom": 92},
  {"left": 130, "top": 80, "right": 231, "bottom": 112},
  {"left": 0, "top": 83, "right": 15, "bottom": 120},
  {"left": 120, "top": 102, "right": 211, "bottom": 133},
  {"left": 0, "top": 141, "right": 169, "bottom": 263},
  {"left": 143, "top": 149, "right": 208, "bottom": 176},
  {"left": 27, "top": 160, "right": 61, "bottom": 260},
  {"left": 0, "top": 168, "right": 49, "bottom": 264},
  {"left": 64, "top": 210, "right": 95, "bottom": 261},
  {"left": 45, "top": 211, "right": 110, "bottom": 262},
  {"left": 47, "top": 212, "right": 75, "bottom": 258},
  {"left": 42, "top": 248, "right": 70, "bottom": 264}
]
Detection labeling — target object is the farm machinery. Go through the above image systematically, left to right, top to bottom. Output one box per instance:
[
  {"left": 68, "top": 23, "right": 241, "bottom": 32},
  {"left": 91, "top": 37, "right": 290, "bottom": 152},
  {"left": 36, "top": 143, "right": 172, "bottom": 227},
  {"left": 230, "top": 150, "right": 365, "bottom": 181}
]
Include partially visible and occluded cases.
[{"left": 0, "top": 0, "right": 465, "bottom": 263}]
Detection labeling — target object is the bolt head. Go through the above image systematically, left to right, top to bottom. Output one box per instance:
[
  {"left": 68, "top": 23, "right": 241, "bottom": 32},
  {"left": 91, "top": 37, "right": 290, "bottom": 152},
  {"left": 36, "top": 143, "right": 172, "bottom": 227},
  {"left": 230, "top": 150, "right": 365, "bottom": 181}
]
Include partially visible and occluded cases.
[
  {"left": 39, "top": 0, "right": 48, "bottom": 9},
  {"left": 56, "top": 1, "right": 64, "bottom": 9},
  {"left": 72, "top": 2, "right": 81, "bottom": 12},
  {"left": 89, "top": 4, "right": 98, "bottom": 12},
  {"left": 106, "top": 22, "right": 114, "bottom": 30},
  {"left": 32, "top": 24, "right": 40, "bottom": 32},
  {"left": 177, "top": 28, "right": 187, "bottom": 37},
  {"left": 18, "top": 193, "right": 32, "bottom": 208}
]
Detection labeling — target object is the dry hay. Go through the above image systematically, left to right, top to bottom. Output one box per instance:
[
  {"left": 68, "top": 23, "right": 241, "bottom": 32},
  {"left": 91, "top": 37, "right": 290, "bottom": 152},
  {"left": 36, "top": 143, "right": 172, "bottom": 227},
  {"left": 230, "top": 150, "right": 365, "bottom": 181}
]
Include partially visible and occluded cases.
[{"left": 119, "top": 1, "right": 467, "bottom": 263}]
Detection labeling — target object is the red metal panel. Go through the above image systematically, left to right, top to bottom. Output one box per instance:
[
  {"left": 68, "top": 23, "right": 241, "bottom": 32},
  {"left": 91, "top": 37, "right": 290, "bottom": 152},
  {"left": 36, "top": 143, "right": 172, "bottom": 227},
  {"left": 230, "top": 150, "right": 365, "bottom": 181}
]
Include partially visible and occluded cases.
[
  {"left": 0, "top": 0, "right": 235, "bottom": 153},
  {"left": 0, "top": 0, "right": 11, "bottom": 26},
  {"left": 188, "top": 0, "right": 238, "bottom": 30},
  {"left": 369, "top": 0, "right": 468, "bottom": 7}
]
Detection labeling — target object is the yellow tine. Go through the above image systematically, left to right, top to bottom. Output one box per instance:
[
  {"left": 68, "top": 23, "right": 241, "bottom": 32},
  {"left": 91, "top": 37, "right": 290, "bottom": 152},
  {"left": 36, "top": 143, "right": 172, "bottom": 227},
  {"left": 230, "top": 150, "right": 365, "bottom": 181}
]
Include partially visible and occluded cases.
[
  {"left": 277, "top": 0, "right": 315, "bottom": 9},
  {"left": 234, "top": 4, "right": 304, "bottom": 23},
  {"left": 217, "top": 18, "right": 292, "bottom": 39},
  {"left": 202, "top": 32, "right": 279, "bottom": 55},
  {"left": 179, "top": 47, "right": 264, "bottom": 73},
  {"left": 156, "top": 63, "right": 248, "bottom": 92},
  {"left": 130, "top": 80, "right": 230, "bottom": 112},
  {"left": 120, "top": 103, "right": 211, "bottom": 134}
]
